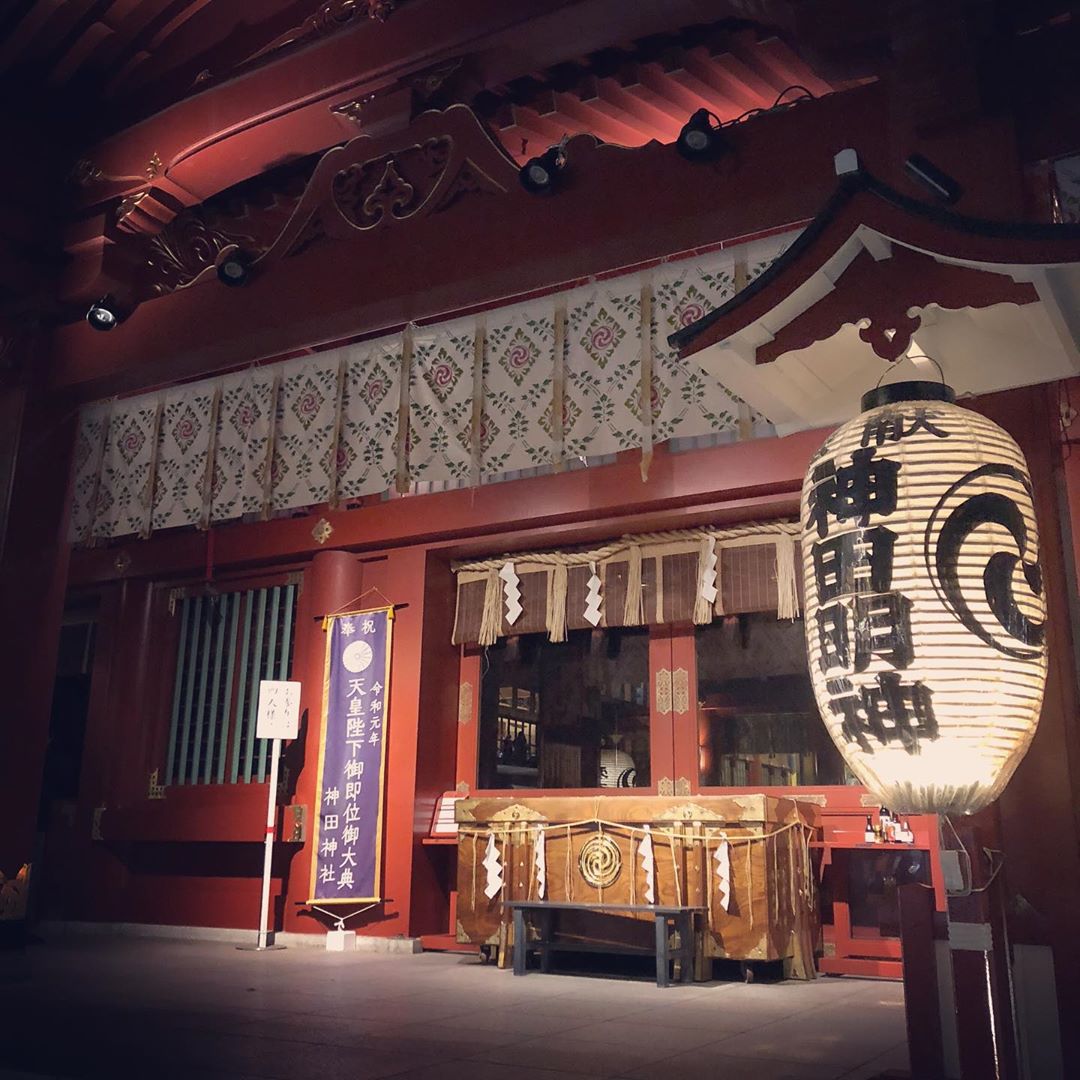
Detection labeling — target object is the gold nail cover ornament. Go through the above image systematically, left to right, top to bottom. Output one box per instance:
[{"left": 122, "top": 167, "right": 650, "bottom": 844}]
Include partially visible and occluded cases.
[{"left": 801, "top": 381, "right": 1047, "bottom": 815}]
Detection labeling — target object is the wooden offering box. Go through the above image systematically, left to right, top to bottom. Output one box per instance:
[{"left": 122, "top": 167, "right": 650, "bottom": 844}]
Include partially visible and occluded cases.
[{"left": 455, "top": 794, "right": 820, "bottom": 978}]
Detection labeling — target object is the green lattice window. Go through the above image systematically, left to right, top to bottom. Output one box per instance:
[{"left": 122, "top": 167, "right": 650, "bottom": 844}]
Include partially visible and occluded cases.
[{"left": 165, "top": 583, "right": 298, "bottom": 785}]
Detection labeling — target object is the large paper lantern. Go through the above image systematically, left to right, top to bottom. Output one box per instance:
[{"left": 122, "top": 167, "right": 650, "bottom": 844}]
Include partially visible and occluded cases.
[{"left": 801, "top": 382, "right": 1047, "bottom": 815}]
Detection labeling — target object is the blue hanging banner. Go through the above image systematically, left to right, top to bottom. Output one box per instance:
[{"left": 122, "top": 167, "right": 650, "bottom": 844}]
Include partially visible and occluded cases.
[{"left": 308, "top": 606, "right": 393, "bottom": 903}]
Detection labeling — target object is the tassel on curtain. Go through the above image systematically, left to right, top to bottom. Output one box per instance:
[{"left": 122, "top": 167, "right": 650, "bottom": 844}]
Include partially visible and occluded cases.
[
  {"left": 638, "top": 282, "right": 654, "bottom": 483},
  {"left": 552, "top": 303, "right": 567, "bottom": 472},
  {"left": 469, "top": 317, "right": 486, "bottom": 487},
  {"left": 394, "top": 325, "right": 414, "bottom": 494},
  {"left": 260, "top": 373, "right": 282, "bottom": 520},
  {"left": 198, "top": 385, "right": 222, "bottom": 530},
  {"left": 139, "top": 397, "right": 164, "bottom": 540},
  {"left": 775, "top": 533, "right": 800, "bottom": 620},
  {"left": 623, "top": 544, "right": 644, "bottom": 625},
  {"left": 713, "top": 549, "right": 726, "bottom": 617},
  {"left": 546, "top": 563, "right": 568, "bottom": 643},
  {"left": 478, "top": 569, "right": 502, "bottom": 646}
]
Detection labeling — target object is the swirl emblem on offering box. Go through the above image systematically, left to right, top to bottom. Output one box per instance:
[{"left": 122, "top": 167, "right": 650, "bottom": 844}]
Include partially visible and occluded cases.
[{"left": 578, "top": 834, "right": 622, "bottom": 888}]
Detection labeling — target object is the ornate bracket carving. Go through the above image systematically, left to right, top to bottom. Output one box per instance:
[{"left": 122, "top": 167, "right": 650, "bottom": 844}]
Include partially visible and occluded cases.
[
  {"left": 264, "top": 106, "right": 516, "bottom": 263},
  {"left": 116, "top": 184, "right": 188, "bottom": 237},
  {"left": 144, "top": 215, "right": 254, "bottom": 295}
]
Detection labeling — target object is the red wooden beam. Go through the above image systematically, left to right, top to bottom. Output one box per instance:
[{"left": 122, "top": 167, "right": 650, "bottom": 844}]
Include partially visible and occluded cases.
[
  {"left": 72, "top": 0, "right": 804, "bottom": 233},
  {"left": 50, "top": 83, "right": 888, "bottom": 400}
]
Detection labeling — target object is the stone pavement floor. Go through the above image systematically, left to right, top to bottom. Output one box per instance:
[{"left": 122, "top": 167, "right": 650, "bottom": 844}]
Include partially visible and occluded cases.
[{"left": 0, "top": 939, "right": 909, "bottom": 1080}]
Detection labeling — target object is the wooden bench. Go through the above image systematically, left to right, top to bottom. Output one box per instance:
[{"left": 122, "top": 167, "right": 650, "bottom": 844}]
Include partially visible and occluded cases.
[{"left": 505, "top": 900, "right": 706, "bottom": 987}]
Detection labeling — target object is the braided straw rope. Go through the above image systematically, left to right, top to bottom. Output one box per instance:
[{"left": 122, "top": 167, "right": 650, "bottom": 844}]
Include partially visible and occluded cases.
[
  {"left": 453, "top": 521, "right": 799, "bottom": 573},
  {"left": 457, "top": 521, "right": 801, "bottom": 644}
]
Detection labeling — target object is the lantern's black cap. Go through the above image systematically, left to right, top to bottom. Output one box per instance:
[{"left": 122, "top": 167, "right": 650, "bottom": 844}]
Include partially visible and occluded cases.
[{"left": 861, "top": 381, "right": 956, "bottom": 412}]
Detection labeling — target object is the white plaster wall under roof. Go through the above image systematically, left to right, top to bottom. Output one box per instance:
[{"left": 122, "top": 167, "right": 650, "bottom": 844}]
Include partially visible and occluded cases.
[{"left": 693, "top": 224, "right": 1080, "bottom": 435}]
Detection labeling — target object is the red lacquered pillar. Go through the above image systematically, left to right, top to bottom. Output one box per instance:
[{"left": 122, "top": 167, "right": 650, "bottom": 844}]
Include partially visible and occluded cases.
[{"left": 0, "top": 388, "right": 78, "bottom": 883}]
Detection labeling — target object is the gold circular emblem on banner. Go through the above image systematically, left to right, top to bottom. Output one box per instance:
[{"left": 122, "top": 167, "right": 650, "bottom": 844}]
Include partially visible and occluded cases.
[{"left": 578, "top": 834, "right": 622, "bottom": 888}]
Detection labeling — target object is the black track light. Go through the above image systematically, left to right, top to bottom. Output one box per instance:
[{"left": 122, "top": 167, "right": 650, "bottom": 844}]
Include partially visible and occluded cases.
[
  {"left": 676, "top": 109, "right": 728, "bottom": 162},
  {"left": 519, "top": 147, "right": 565, "bottom": 195},
  {"left": 904, "top": 154, "right": 963, "bottom": 205},
  {"left": 216, "top": 249, "right": 252, "bottom": 286},
  {"left": 86, "top": 296, "right": 122, "bottom": 331}
]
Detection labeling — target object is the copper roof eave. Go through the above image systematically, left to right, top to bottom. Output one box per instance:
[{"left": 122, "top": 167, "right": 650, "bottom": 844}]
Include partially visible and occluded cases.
[{"left": 670, "top": 171, "right": 1080, "bottom": 360}]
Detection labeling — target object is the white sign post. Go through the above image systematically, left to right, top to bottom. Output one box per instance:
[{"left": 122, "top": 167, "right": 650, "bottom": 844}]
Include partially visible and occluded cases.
[{"left": 246, "top": 680, "right": 300, "bottom": 951}]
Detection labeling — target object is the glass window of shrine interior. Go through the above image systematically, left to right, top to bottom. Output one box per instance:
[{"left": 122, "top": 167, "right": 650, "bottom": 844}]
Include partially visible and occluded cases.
[
  {"left": 460, "top": 518, "right": 855, "bottom": 799},
  {"left": 695, "top": 615, "right": 847, "bottom": 789},
  {"left": 470, "top": 616, "right": 852, "bottom": 795},
  {"left": 477, "top": 627, "right": 652, "bottom": 790}
]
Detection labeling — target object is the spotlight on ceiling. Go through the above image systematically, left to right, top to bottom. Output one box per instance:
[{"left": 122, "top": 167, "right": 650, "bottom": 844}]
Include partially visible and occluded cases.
[
  {"left": 676, "top": 109, "right": 728, "bottom": 162},
  {"left": 519, "top": 147, "right": 565, "bottom": 195},
  {"left": 904, "top": 153, "right": 963, "bottom": 205},
  {"left": 216, "top": 249, "right": 252, "bottom": 287},
  {"left": 86, "top": 296, "right": 123, "bottom": 332}
]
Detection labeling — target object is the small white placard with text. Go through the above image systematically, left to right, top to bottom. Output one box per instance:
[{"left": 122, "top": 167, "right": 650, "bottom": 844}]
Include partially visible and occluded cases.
[{"left": 256, "top": 680, "right": 301, "bottom": 740}]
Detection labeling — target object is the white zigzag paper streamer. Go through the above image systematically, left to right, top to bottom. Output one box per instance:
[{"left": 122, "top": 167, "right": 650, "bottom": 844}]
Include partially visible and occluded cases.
[
  {"left": 700, "top": 536, "right": 718, "bottom": 604},
  {"left": 499, "top": 560, "right": 522, "bottom": 625},
  {"left": 584, "top": 560, "right": 603, "bottom": 626},
  {"left": 640, "top": 825, "right": 656, "bottom": 904},
  {"left": 534, "top": 828, "right": 546, "bottom": 899},
  {"left": 482, "top": 831, "right": 504, "bottom": 899},
  {"left": 714, "top": 839, "right": 731, "bottom": 912}
]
